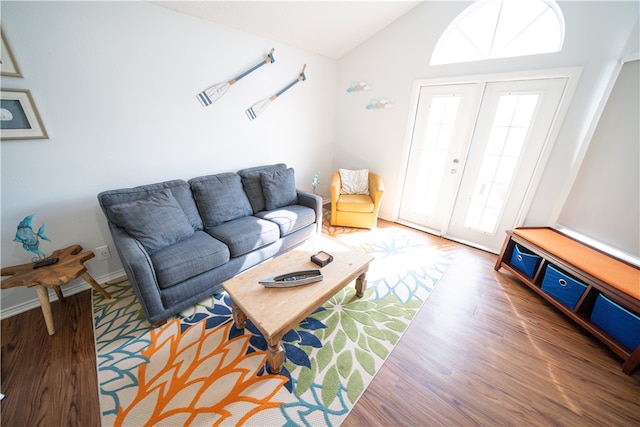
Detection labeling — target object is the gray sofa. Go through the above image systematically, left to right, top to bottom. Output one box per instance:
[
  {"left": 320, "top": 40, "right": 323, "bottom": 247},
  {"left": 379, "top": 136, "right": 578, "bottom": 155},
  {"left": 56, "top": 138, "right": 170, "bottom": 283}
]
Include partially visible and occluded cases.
[{"left": 97, "top": 164, "right": 322, "bottom": 326}]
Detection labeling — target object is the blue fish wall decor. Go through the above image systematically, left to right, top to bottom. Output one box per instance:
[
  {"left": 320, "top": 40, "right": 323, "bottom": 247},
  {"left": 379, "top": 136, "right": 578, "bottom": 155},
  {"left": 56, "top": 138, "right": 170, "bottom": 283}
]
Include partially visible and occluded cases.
[{"left": 14, "top": 214, "right": 51, "bottom": 259}]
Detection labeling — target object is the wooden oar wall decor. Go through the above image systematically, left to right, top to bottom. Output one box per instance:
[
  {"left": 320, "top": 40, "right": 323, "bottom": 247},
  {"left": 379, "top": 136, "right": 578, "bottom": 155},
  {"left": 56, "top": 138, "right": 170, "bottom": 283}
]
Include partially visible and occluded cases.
[
  {"left": 197, "top": 48, "right": 275, "bottom": 107},
  {"left": 246, "top": 64, "right": 306, "bottom": 120}
]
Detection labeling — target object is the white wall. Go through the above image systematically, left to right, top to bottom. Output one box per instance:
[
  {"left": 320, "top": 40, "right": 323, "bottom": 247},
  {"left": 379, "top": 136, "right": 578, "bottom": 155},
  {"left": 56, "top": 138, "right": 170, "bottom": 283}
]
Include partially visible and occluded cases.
[
  {"left": 0, "top": 1, "right": 336, "bottom": 314},
  {"left": 334, "top": 1, "right": 639, "bottom": 230},
  {"left": 557, "top": 59, "right": 639, "bottom": 257}
]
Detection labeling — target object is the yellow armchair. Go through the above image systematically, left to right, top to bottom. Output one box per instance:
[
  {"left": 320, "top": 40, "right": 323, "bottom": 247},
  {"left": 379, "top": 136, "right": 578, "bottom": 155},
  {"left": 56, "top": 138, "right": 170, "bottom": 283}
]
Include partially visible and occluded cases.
[{"left": 330, "top": 171, "right": 384, "bottom": 229}]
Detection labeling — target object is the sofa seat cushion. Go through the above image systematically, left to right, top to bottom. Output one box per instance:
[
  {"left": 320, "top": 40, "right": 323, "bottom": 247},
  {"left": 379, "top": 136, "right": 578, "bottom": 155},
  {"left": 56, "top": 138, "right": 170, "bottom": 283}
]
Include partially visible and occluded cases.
[
  {"left": 238, "top": 163, "right": 287, "bottom": 213},
  {"left": 190, "top": 173, "right": 253, "bottom": 228},
  {"left": 108, "top": 189, "right": 195, "bottom": 254},
  {"left": 337, "top": 194, "right": 374, "bottom": 213},
  {"left": 255, "top": 205, "right": 316, "bottom": 237},
  {"left": 208, "top": 216, "right": 280, "bottom": 258},
  {"left": 151, "top": 231, "right": 230, "bottom": 289}
]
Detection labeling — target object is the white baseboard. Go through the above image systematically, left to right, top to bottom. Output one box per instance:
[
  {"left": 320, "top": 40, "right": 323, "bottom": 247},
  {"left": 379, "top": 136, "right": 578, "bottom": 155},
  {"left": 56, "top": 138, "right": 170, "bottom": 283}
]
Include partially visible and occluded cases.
[{"left": 0, "top": 269, "right": 126, "bottom": 320}]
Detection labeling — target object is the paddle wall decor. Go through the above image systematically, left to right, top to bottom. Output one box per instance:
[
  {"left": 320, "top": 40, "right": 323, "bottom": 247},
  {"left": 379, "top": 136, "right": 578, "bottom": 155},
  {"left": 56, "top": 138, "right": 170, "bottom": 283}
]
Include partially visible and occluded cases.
[
  {"left": 197, "top": 48, "right": 275, "bottom": 107},
  {"left": 246, "top": 64, "right": 307, "bottom": 120}
]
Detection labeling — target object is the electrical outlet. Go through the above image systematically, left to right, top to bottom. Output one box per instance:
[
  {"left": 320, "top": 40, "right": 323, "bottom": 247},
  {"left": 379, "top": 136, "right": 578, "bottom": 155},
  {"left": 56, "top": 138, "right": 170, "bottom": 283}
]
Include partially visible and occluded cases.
[{"left": 96, "top": 245, "right": 111, "bottom": 260}]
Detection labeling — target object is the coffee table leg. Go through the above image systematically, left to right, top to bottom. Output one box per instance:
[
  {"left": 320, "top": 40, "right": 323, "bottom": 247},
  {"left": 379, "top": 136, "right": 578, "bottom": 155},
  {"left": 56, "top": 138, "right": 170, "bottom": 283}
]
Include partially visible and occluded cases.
[
  {"left": 355, "top": 271, "right": 368, "bottom": 298},
  {"left": 35, "top": 285, "right": 55, "bottom": 336},
  {"left": 231, "top": 302, "right": 247, "bottom": 329},
  {"left": 267, "top": 338, "right": 285, "bottom": 374}
]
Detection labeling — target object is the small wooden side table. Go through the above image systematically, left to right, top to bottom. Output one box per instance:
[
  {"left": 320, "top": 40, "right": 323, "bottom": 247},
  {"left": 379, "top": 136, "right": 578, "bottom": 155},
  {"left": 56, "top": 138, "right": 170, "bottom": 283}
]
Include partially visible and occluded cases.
[{"left": 1, "top": 245, "right": 111, "bottom": 335}]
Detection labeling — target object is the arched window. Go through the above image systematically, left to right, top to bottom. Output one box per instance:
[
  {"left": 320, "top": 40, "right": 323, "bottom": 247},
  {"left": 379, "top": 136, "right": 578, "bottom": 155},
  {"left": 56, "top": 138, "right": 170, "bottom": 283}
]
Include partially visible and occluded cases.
[{"left": 431, "top": 0, "right": 565, "bottom": 65}]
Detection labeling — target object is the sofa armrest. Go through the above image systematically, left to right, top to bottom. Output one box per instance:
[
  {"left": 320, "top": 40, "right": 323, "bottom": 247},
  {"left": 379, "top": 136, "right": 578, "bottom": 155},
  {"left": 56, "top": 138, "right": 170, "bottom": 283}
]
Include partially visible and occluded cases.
[
  {"left": 297, "top": 189, "right": 323, "bottom": 234},
  {"left": 107, "top": 223, "right": 165, "bottom": 324}
]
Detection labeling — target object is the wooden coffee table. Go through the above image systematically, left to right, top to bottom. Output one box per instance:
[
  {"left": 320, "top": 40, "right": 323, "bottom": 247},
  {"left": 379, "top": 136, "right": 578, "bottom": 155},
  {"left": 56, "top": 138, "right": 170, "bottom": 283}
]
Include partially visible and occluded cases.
[{"left": 222, "top": 236, "right": 374, "bottom": 374}]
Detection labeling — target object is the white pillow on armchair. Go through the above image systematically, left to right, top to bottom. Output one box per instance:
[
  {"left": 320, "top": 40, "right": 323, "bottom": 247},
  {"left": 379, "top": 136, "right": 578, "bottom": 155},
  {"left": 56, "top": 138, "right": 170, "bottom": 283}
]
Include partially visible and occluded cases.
[{"left": 339, "top": 169, "right": 369, "bottom": 195}]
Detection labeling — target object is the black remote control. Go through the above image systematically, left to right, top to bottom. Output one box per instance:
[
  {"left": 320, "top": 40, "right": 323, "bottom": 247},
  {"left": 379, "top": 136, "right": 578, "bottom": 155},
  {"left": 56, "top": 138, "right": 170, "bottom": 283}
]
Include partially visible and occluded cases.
[{"left": 33, "top": 257, "right": 59, "bottom": 269}]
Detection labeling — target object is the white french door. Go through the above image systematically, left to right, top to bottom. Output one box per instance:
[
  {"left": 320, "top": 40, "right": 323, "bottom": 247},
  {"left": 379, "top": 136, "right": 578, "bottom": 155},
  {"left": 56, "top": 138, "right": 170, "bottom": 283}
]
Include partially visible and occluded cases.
[
  {"left": 399, "top": 76, "right": 569, "bottom": 252},
  {"left": 398, "top": 83, "right": 483, "bottom": 233}
]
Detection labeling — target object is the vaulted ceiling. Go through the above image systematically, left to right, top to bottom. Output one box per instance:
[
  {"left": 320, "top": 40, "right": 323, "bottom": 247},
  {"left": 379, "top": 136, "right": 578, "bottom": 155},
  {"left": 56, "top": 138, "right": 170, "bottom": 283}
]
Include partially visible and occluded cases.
[{"left": 151, "top": 1, "right": 424, "bottom": 59}]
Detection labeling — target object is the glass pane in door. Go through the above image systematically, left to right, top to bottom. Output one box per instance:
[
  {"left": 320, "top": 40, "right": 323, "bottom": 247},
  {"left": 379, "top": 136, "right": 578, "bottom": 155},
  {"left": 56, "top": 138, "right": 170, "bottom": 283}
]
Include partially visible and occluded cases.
[
  {"left": 463, "top": 93, "right": 539, "bottom": 233},
  {"left": 409, "top": 96, "right": 461, "bottom": 217}
]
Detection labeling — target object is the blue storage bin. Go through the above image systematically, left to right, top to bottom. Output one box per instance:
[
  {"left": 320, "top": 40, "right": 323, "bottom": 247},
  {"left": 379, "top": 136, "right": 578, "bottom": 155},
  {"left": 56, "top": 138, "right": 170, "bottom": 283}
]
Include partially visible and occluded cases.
[
  {"left": 510, "top": 244, "right": 542, "bottom": 278},
  {"left": 541, "top": 265, "right": 587, "bottom": 310},
  {"left": 591, "top": 294, "right": 640, "bottom": 351}
]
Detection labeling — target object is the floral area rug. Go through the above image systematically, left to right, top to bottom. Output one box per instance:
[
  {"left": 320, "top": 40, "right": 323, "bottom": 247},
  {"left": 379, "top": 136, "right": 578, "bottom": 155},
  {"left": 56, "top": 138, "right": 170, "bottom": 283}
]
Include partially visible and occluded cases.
[{"left": 93, "top": 218, "right": 452, "bottom": 426}]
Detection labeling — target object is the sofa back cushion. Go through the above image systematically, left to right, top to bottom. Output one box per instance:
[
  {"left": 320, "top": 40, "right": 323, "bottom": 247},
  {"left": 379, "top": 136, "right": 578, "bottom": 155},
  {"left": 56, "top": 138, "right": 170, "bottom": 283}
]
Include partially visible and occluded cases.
[
  {"left": 237, "top": 163, "right": 287, "bottom": 213},
  {"left": 261, "top": 167, "right": 298, "bottom": 210},
  {"left": 190, "top": 172, "right": 253, "bottom": 228},
  {"left": 98, "top": 179, "right": 203, "bottom": 231},
  {"left": 107, "top": 189, "right": 195, "bottom": 254}
]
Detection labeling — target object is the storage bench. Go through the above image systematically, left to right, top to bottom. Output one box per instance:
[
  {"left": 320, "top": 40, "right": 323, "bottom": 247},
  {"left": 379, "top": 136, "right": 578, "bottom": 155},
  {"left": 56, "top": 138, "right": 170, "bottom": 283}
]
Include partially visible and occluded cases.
[{"left": 495, "top": 227, "right": 640, "bottom": 375}]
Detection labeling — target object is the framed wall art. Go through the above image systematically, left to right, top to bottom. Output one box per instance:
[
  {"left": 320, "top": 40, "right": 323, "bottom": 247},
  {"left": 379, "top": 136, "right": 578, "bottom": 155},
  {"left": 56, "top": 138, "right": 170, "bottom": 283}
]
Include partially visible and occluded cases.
[
  {"left": 1, "top": 27, "right": 23, "bottom": 77},
  {"left": 1, "top": 89, "right": 48, "bottom": 140}
]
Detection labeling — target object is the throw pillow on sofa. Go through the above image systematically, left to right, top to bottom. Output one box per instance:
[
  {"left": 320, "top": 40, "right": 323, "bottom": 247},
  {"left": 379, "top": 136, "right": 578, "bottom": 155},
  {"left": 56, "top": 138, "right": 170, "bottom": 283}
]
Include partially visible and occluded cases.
[
  {"left": 238, "top": 163, "right": 287, "bottom": 213},
  {"left": 261, "top": 167, "right": 298, "bottom": 210},
  {"left": 190, "top": 172, "right": 254, "bottom": 229},
  {"left": 108, "top": 188, "right": 195, "bottom": 254}
]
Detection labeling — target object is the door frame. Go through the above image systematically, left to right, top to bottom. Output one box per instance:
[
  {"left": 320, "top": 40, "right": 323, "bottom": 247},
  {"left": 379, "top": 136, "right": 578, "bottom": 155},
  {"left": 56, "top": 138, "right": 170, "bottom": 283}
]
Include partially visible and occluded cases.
[{"left": 394, "top": 67, "right": 582, "bottom": 252}]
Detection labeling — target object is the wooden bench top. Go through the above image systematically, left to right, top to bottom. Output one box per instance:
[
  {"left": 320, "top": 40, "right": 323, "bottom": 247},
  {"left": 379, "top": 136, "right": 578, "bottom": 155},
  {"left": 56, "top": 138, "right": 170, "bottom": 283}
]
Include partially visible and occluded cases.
[{"left": 512, "top": 227, "right": 640, "bottom": 300}]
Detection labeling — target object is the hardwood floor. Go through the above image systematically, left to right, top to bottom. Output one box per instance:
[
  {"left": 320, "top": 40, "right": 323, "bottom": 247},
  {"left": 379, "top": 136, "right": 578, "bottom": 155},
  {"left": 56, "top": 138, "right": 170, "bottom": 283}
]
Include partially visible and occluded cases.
[
  {"left": 2, "top": 222, "right": 639, "bottom": 426},
  {"left": 344, "top": 226, "right": 640, "bottom": 426},
  {"left": 1, "top": 289, "right": 100, "bottom": 426}
]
